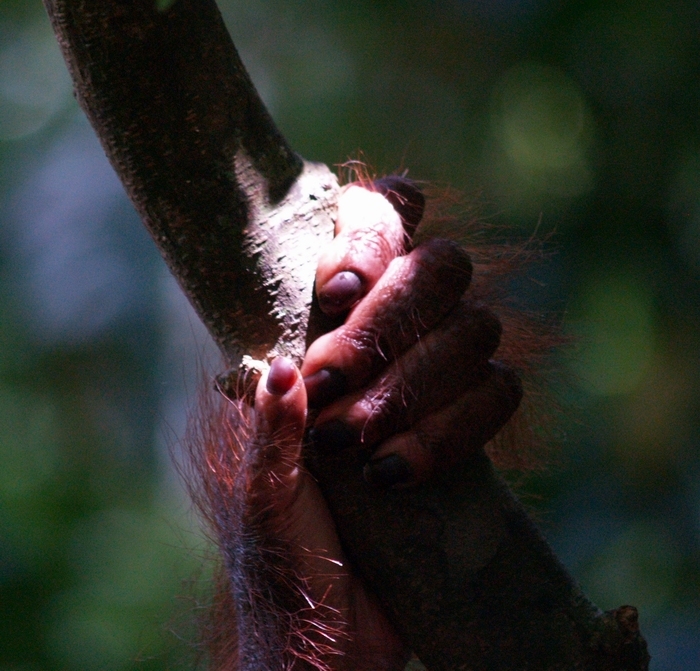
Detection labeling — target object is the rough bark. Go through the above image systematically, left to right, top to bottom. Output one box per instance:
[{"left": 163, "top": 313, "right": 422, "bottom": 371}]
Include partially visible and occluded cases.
[{"left": 43, "top": 0, "right": 649, "bottom": 669}]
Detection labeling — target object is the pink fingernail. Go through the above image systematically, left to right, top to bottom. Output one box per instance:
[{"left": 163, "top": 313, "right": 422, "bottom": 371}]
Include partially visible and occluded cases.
[
  {"left": 318, "top": 271, "right": 363, "bottom": 317},
  {"left": 266, "top": 357, "right": 297, "bottom": 395}
]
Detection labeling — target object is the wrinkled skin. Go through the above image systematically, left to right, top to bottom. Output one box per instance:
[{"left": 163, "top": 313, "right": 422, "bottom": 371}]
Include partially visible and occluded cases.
[{"left": 251, "top": 182, "right": 521, "bottom": 670}]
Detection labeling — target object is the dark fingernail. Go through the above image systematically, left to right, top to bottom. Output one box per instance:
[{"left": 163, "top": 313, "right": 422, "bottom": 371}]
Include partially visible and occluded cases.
[
  {"left": 372, "top": 176, "right": 425, "bottom": 236},
  {"left": 318, "top": 271, "right": 363, "bottom": 317},
  {"left": 266, "top": 357, "right": 297, "bottom": 395},
  {"left": 304, "top": 368, "right": 347, "bottom": 408},
  {"left": 309, "top": 420, "right": 358, "bottom": 451},
  {"left": 364, "top": 454, "right": 414, "bottom": 489}
]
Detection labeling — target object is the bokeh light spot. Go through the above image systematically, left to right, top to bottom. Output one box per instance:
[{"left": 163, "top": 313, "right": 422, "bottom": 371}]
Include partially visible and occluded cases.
[
  {"left": 488, "top": 62, "right": 595, "bottom": 209},
  {"left": 496, "top": 64, "right": 586, "bottom": 170}
]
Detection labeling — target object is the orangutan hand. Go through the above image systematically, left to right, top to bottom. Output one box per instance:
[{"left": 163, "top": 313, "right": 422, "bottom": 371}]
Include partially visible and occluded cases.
[
  {"left": 231, "top": 178, "right": 521, "bottom": 671},
  {"left": 302, "top": 178, "right": 522, "bottom": 487}
]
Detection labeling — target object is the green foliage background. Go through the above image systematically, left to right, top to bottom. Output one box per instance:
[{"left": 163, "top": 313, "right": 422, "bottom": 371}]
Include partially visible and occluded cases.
[{"left": 0, "top": 0, "right": 698, "bottom": 669}]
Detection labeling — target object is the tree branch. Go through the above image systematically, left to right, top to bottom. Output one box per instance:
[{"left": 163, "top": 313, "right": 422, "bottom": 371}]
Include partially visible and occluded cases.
[
  {"left": 43, "top": 0, "right": 649, "bottom": 669},
  {"left": 46, "top": 0, "right": 337, "bottom": 366}
]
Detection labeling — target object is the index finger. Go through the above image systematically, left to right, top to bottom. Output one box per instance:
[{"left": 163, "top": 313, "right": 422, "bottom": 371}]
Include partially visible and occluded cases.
[{"left": 315, "top": 178, "right": 425, "bottom": 317}]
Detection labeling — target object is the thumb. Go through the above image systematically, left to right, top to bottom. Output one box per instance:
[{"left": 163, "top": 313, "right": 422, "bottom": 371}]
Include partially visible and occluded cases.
[{"left": 253, "top": 357, "right": 307, "bottom": 493}]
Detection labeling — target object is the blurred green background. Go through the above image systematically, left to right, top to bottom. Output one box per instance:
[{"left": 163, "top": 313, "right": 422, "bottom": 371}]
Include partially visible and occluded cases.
[{"left": 1, "top": 0, "right": 698, "bottom": 669}]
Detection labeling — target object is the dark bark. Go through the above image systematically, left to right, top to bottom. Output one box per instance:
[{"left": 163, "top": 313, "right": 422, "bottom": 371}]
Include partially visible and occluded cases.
[
  {"left": 45, "top": 0, "right": 337, "bottom": 366},
  {"left": 43, "top": 1, "right": 649, "bottom": 669}
]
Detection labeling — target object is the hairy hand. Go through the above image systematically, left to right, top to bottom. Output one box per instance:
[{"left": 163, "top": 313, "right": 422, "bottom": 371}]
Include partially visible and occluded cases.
[
  {"left": 202, "top": 178, "right": 522, "bottom": 671},
  {"left": 303, "top": 178, "right": 522, "bottom": 487},
  {"left": 197, "top": 353, "right": 407, "bottom": 670},
  {"left": 248, "top": 357, "right": 408, "bottom": 671}
]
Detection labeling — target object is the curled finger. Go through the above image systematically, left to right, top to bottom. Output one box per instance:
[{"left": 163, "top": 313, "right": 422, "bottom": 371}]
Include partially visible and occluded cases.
[
  {"left": 315, "top": 178, "right": 425, "bottom": 317},
  {"left": 304, "top": 239, "right": 473, "bottom": 407},
  {"left": 310, "top": 300, "right": 502, "bottom": 449},
  {"left": 251, "top": 357, "right": 308, "bottom": 503},
  {"left": 364, "top": 362, "right": 523, "bottom": 488}
]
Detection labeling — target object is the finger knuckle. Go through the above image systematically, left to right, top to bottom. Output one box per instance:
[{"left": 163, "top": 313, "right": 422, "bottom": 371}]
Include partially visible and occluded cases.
[
  {"left": 413, "top": 238, "right": 473, "bottom": 289},
  {"left": 447, "top": 300, "right": 503, "bottom": 360},
  {"left": 337, "top": 326, "right": 383, "bottom": 367},
  {"left": 357, "top": 379, "right": 409, "bottom": 444}
]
